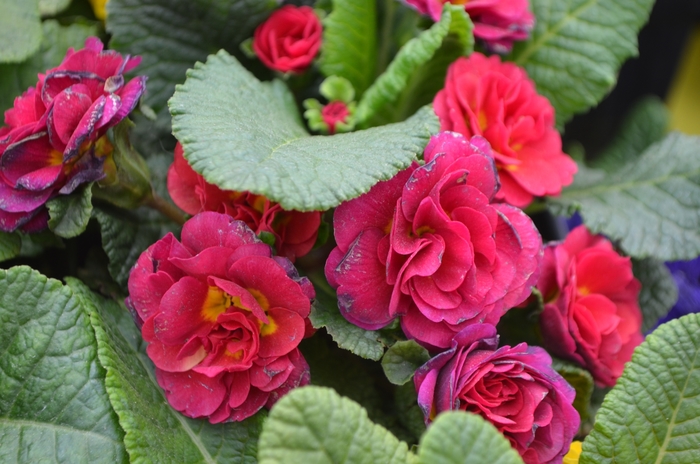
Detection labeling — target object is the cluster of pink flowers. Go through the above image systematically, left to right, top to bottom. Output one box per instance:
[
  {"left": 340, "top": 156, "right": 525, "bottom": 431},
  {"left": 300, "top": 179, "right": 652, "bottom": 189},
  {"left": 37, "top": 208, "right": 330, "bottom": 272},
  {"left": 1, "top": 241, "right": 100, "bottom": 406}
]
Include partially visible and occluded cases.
[
  {"left": 120, "top": 6, "right": 645, "bottom": 463},
  {"left": 0, "top": 37, "right": 145, "bottom": 232}
]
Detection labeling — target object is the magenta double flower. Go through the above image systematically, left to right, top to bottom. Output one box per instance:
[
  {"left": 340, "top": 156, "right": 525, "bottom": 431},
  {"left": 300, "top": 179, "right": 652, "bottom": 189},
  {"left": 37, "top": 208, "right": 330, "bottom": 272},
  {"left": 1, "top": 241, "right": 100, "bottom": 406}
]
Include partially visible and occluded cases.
[
  {"left": 0, "top": 37, "right": 146, "bottom": 232},
  {"left": 325, "top": 132, "right": 542, "bottom": 350},
  {"left": 415, "top": 324, "right": 580, "bottom": 464}
]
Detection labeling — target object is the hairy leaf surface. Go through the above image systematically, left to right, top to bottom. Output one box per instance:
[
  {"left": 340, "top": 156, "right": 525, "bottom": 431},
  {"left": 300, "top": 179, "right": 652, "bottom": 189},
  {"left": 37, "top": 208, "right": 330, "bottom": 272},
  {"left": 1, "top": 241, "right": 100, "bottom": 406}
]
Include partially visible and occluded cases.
[
  {"left": 170, "top": 51, "right": 438, "bottom": 211},
  {"left": 0, "top": 267, "right": 127, "bottom": 463},
  {"left": 581, "top": 314, "right": 700, "bottom": 463}
]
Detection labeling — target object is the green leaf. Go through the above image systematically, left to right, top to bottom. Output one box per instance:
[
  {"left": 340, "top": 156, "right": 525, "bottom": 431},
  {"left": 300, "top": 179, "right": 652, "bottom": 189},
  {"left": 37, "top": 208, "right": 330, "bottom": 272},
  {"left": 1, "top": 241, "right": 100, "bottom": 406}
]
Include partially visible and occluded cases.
[
  {"left": 0, "top": 0, "right": 42, "bottom": 63},
  {"left": 38, "top": 0, "right": 72, "bottom": 16},
  {"left": 107, "top": 0, "right": 277, "bottom": 152},
  {"left": 319, "top": 0, "right": 377, "bottom": 97},
  {"left": 510, "top": 0, "right": 655, "bottom": 126},
  {"left": 356, "top": 5, "right": 473, "bottom": 127},
  {"left": 0, "top": 20, "right": 97, "bottom": 114},
  {"left": 169, "top": 51, "right": 438, "bottom": 212},
  {"left": 169, "top": 51, "right": 438, "bottom": 211},
  {"left": 592, "top": 96, "right": 669, "bottom": 172},
  {"left": 549, "top": 133, "right": 700, "bottom": 260},
  {"left": 47, "top": 183, "right": 94, "bottom": 238},
  {"left": 93, "top": 204, "right": 177, "bottom": 290},
  {"left": 0, "top": 231, "right": 21, "bottom": 262},
  {"left": 633, "top": 257, "right": 678, "bottom": 333},
  {"left": 0, "top": 266, "right": 127, "bottom": 463},
  {"left": 307, "top": 271, "right": 386, "bottom": 361},
  {"left": 67, "top": 278, "right": 265, "bottom": 464},
  {"left": 581, "top": 313, "right": 700, "bottom": 464},
  {"left": 300, "top": 333, "right": 412, "bottom": 442},
  {"left": 382, "top": 340, "right": 430, "bottom": 386},
  {"left": 552, "top": 358, "right": 594, "bottom": 422},
  {"left": 394, "top": 383, "right": 427, "bottom": 442},
  {"left": 258, "top": 386, "right": 414, "bottom": 464},
  {"left": 417, "top": 411, "right": 524, "bottom": 464}
]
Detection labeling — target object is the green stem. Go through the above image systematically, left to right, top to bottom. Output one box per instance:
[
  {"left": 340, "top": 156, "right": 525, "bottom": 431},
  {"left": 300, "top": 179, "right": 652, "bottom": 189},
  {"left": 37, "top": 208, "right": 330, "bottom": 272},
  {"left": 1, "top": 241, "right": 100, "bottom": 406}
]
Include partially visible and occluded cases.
[{"left": 144, "top": 190, "right": 187, "bottom": 225}]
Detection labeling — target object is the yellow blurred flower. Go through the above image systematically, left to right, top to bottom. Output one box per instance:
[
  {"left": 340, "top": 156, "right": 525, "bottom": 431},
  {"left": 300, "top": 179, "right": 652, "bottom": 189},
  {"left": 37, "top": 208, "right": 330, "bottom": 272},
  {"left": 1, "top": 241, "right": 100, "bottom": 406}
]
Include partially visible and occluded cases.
[
  {"left": 89, "top": 0, "right": 109, "bottom": 20},
  {"left": 563, "top": 441, "right": 583, "bottom": 464}
]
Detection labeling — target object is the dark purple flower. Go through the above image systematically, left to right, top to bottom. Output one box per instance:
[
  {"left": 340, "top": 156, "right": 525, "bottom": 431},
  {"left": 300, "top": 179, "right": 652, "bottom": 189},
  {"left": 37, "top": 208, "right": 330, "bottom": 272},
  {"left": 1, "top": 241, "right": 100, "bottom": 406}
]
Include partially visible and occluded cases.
[{"left": 654, "top": 257, "right": 700, "bottom": 328}]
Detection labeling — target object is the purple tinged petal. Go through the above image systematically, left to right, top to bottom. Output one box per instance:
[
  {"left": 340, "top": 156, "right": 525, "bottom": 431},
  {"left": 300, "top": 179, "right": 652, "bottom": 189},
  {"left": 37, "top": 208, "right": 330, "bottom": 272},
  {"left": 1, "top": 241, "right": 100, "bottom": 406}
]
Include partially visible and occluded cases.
[
  {"left": 113, "top": 76, "right": 147, "bottom": 122},
  {"left": 63, "top": 96, "right": 105, "bottom": 161},
  {"left": 0, "top": 180, "right": 54, "bottom": 212}
]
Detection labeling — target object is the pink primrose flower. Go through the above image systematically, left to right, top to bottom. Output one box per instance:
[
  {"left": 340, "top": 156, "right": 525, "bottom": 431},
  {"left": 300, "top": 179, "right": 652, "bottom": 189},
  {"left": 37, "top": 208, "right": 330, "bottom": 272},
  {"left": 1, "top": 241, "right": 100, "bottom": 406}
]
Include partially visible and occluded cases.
[
  {"left": 402, "top": 0, "right": 534, "bottom": 52},
  {"left": 252, "top": 5, "right": 322, "bottom": 74},
  {"left": 0, "top": 37, "right": 145, "bottom": 232},
  {"left": 434, "top": 53, "right": 577, "bottom": 208},
  {"left": 325, "top": 132, "right": 542, "bottom": 350},
  {"left": 167, "top": 142, "right": 321, "bottom": 261},
  {"left": 126, "top": 212, "right": 315, "bottom": 422},
  {"left": 536, "top": 225, "right": 643, "bottom": 386},
  {"left": 415, "top": 324, "right": 580, "bottom": 464}
]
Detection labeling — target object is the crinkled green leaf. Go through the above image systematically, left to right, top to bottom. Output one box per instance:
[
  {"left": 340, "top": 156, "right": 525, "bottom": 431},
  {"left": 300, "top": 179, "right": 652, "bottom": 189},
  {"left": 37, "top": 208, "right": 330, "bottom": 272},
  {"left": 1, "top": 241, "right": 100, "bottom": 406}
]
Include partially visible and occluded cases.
[
  {"left": 0, "top": 0, "right": 42, "bottom": 63},
  {"left": 38, "top": 0, "right": 72, "bottom": 16},
  {"left": 107, "top": 0, "right": 277, "bottom": 155},
  {"left": 319, "top": 0, "right": 376, "bottom": 97},
  {"left": 510, "top": 0, "right": 655, "bottom": 126},
  {"left": 357, "top": 5, "right": 472, "bottom": 127},
  {"left": 0, "top": 20, "right": 97, "bottom": 114},
  {"left": 170, "top": 50, "right": 438, "bottom": 211},
  {"left": 592, "top": 96, "right": 669, "bottom": 172},
  {"left": 549, "top": 133, "right": 700, "bottom": 260},
  {"left": 47, "top": 183, "right": 94, "bottom": 238},
  {"left": 93, "top": 203, "right": 177, "bottom": 290},
  {"left": 0, "top": 231, "right": 21, "bottom": 262},
  {"left": 633, "top": 257, "right": 678, "bottom": 333},
  {"left": 0, "top": 267, "right": 127, "bottom": 463},
  {"left": 307, "top": 271, "right": 385, "bottom": 361},
  {"left": 68, "top": 278, "right": 264, "bottom": 464},
  {"left": 581, "top": 313, "right": 700, "bottom": 464},
  {"left": 382, "top": 340, "right": 430, "bottom": 386},
  {"left": 552, "top": 358, "right": 594, "bottom": 422},
  {"left": 258, "top": 386, "right": 414, "bottom": 464},
  {"left": 417, "top": 411, "right": 524, "bottom": 464}
]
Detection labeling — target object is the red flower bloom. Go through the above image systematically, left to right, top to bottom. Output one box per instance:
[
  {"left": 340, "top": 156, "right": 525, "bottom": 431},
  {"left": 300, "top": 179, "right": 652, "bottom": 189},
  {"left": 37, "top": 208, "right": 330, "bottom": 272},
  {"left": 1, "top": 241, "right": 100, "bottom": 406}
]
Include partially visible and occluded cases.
[
  {"left": 403, "top": 0, "right": 534, "bottom": 52},
  {"left": 252, "top": 5, "right": 322, "bottom": 74},
  {"left": 0, "top": 37, "right": 145, "bottom": 232},
  {"left": 434, "top": 53, "right": 577, "bottom": 208},
  {"left": 321, "top": 101, "right": 351, "bottom": 135},
  {"left": 325, "top": 132, "right": 542, "bottom": 350},
  {"left": 167, "top": 143, "right": 321, "bottom": 261},
  {"left": 126, "top": 212, "right": 315, "bottom": 422},
  {"left": 536, "top": 225, "right": 643, "bottom": 386},
  {"left": 415, "top": 324, "right": 579, "bottom": 464}
]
